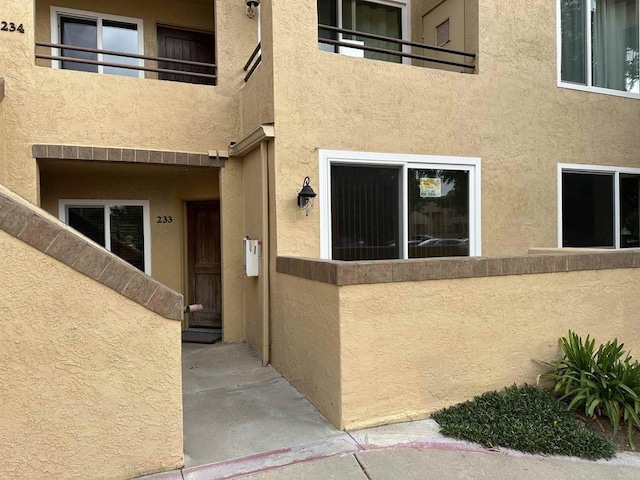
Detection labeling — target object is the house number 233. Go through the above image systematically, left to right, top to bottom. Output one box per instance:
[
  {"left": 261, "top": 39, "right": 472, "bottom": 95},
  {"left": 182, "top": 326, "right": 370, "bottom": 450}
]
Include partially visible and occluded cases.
[
  {"left": 1, "top": 22, "right": 25, "bottom": 33},
  {"left": 157, "top": 216, "right": 173, "bottom": 224}
]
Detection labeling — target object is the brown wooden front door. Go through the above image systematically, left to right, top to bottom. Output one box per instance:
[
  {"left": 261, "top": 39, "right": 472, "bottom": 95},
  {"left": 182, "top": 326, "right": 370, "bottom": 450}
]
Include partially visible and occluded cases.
[{"left": 187, "top": 200, "right": 222, "bottom": 328}]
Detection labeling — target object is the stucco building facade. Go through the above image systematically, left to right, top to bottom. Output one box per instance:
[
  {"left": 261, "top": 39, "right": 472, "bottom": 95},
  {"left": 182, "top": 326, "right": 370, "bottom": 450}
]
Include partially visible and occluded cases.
[{"left": 1, "top": 0, "right": 639, "bottom": 478}]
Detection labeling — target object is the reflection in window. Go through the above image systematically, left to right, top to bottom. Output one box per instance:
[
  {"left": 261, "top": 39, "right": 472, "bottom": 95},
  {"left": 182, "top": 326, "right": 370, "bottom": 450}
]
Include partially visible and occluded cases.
[
  {"left": 103, "top": 21, "right": 139, "bottom": 77},
  {"left": 408, "top": 169, "right": 469, "bottom": 258},
  {"left": 620, "top": 174, "right": 640, "bottom": 248},
  {"left": 110, "top": 205, "right": 145, "bottom": 270}
]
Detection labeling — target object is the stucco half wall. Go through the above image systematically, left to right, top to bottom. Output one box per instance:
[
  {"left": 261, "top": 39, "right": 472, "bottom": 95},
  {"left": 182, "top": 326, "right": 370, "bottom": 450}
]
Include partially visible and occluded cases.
[
  {"left": 0, "top": 228, "right": 183, "bottom": 479},
  {"left": 276, "top": 254, "right": 640, "bottom": 430}
]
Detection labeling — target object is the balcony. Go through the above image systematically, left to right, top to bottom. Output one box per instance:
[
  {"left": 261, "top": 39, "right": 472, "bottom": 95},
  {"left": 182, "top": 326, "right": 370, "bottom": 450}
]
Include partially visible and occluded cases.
[
  {"left": 317, "top": 0, "right": 478, "bottom": 73},
  {"left": 34, "top": 1, "right": 216, "bottom": 85}
]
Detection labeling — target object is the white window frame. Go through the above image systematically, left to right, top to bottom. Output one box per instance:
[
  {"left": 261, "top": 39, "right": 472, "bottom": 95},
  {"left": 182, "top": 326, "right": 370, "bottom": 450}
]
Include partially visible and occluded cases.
[
  {"left": 325, "top": 0, "right": 411, "bottom": 64},
  {"left": 556, "top": 0, "right": 640, "bottom": 100},
  {"left": 50, "top": 6, "right": 144, "bottom": 78},
  {"left": 319, "top": 149, "right": 481, "bottom": 259},
  {"left": 557, "top": 163, "right": 640, "bottom": 249},
  {"left": 58, "top": 199, "right": 152, "bottom": 274}
]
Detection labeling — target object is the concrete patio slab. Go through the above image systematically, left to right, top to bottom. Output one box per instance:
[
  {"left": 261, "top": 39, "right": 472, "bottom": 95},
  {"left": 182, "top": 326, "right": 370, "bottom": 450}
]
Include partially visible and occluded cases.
[
  {"left": 181, "top": 343, "right": 352, "bottom": 469},
  {"left": 182, "top": 343, "right": 280, "bottom": 395}
]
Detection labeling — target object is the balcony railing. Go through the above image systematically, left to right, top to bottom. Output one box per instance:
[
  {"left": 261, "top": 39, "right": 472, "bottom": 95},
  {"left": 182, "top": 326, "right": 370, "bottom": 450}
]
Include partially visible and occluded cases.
[
  {"left": 318, "top": 24, "right": 476, "bottom": 71},
  {"left": 35, "top": 42, "right": 217, "bottom": 83},
  {"left": 243, "top": 42, "right": 262, "bottom": 82}
]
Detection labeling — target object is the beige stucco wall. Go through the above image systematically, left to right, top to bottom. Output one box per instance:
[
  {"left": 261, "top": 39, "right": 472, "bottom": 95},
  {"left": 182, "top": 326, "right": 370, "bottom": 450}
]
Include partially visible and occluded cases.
[
  {"left": 1, "top": 0, "right": 257, "bottom": 202},
  {"left": 239, "top": 0, "right": 275, "bottom": 136},
  {"left": 267, "top": 0, "right": 640, "bottom": 258},
  {"left": 242, "top": 147, "right": 266, "bottom": 358},
  {"left": 220, "top": 157, "right": 246, "bottom": 342},
  {"left": 39, "top": 160, "right": 217, "bottom": 301},
  {"left": 0, "top": 229, "right": 183, "bottom": 479},
  {"left": 339, "top": 268, "right": 640, "bottom": 429},
  {"left": 270, "top": 273, "right": 342, "bottom": 426}
]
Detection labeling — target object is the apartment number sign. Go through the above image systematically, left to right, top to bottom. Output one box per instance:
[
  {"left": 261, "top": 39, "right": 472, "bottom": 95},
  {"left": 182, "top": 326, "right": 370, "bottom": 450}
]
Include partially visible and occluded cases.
[{"left": 1, "top": 21, "right": 25, "bottom": 33}]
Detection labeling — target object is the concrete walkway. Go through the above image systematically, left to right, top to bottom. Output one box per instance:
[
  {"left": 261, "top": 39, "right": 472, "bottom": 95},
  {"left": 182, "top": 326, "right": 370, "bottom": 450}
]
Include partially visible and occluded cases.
[{"left": 139, "top": 342, "right": 640, "bottom": 480}]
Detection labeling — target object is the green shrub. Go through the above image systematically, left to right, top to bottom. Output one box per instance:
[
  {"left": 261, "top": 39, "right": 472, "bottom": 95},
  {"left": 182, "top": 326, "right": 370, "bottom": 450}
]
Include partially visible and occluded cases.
[
  {"left": 542, "top": 330, "right": 640, "bottom": 449},
  {"left": 432, "top": 384, "right": 615, "bottom": 460}
]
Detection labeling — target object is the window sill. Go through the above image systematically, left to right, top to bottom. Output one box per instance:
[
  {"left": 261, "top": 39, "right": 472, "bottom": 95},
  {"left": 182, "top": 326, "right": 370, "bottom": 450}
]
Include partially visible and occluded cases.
[{"left": 558, "top": 82, "right": 640, "bottom": 100}]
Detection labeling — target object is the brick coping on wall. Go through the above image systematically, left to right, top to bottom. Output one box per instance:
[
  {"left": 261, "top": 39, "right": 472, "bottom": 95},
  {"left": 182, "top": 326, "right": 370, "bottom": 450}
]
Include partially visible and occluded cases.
[
  {"left": 32, "top": 144, "right": 228, "bottom": 168},
  {"left": 0, "top": 190, "right": 183, "bottom": 321},
  {"left": 276, "top": 251, "right": 640, "bottom": 286}
]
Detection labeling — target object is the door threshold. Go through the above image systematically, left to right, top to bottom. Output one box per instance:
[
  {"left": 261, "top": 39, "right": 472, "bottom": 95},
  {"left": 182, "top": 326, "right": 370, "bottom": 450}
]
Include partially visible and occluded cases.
[{"left": 182, "top": 328, "right": 222, "bottom": 344}]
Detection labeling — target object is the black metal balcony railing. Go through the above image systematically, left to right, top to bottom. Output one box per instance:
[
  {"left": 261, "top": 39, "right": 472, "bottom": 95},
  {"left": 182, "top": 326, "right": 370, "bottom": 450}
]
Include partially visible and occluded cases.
[
  {"left": 318, "top": 24, "right": 476, "bottom": 71},
  {"left": 35, "top": 42, "right": 217, "bottom": 81},
  {"left": 243, "top": 42, "right": 262, "bottom": 82}
]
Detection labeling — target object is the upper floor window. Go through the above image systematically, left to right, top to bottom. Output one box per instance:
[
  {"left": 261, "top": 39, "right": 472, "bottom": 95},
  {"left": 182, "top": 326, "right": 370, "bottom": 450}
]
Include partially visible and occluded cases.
[
  {"left": 318, "top": 0, "right": 409, "bottom": 63},
  {"left": 559, "top": 0, "right": 639, "bottom": 97},
  {"left": 51, "top": 7, "right": 143, "bottom": 77}
]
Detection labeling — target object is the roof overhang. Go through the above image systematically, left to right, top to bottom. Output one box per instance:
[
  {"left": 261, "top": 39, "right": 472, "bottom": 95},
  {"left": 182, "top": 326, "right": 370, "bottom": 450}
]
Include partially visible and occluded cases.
[{"left": 229, "top": 124, "right": 274, "bottom": 157}]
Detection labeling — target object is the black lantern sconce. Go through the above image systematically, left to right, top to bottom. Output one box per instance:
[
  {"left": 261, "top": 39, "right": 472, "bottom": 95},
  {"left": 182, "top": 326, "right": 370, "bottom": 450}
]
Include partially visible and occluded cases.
[{"left": 297, "top": 177, "right": 317, "bottom": 216}]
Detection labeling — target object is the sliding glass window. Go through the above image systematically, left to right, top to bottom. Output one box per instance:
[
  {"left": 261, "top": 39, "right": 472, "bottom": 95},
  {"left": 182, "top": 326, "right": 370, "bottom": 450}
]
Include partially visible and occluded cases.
[
  {"left": 560, "top": 0, "right": 640, "bottom": 95},
  {"left": 321, "top": 151, "right": 480, "bottom": 261},
  {"left": 560, "top": 166, "right": 640, "bottom": 249},
  {"left": 60, "top": 200, "right": 151, "bottom": 273}
]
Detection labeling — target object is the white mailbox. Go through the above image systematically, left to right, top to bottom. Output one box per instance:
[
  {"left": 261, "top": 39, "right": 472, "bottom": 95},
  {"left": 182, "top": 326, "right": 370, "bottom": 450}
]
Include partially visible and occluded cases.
[{"left": 244, "top": 237, "right": 260, "bottom": 277}]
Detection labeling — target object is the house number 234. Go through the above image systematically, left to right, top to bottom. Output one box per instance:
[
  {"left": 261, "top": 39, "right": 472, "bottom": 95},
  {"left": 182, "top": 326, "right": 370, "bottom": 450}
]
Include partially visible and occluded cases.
[{"left": 1, "top": 22, "right": 25, "bottom": 33}]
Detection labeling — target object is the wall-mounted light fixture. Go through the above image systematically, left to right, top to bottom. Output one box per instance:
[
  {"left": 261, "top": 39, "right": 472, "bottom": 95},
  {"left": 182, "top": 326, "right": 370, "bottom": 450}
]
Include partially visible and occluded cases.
[
  {"left": 246, "top": 0, "right": 260, "bottom": 18},
  {"left": 297, "top": 177, "right": 317, "bottom": 216}
]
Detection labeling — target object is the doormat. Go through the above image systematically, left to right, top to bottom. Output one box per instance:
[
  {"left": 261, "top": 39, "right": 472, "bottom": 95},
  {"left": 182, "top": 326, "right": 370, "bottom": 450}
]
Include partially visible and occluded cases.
[{"left": 182, "top": 330, "right": 222, "bottom": 344}]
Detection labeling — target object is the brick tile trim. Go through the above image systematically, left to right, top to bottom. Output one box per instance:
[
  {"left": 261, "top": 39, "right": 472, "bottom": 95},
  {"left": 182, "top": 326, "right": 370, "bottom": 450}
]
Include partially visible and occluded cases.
[
  {"left": 32, "top": 144, "right": 227, "bottom": 168},
  {"left": 0, "top": 193, "right": 183, "bottom": 321},
  {"left": 276, "top": 251, "right": 640, "bottom": 286}
]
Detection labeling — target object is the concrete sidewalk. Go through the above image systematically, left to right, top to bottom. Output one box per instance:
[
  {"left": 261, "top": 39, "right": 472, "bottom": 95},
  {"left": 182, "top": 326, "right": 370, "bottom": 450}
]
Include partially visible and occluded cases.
[
  {"left": 139, "top": 343, "right": 640, "bottom": 480},
  {"left": 240, "top": 449, "right": 640, "bottom": 480}
]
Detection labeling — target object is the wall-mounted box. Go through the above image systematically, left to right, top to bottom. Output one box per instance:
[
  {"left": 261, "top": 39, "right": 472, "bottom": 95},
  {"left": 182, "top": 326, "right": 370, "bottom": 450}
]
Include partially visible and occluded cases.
[{"left": 244, "top": 237, "right": 260, "bottom": 277}]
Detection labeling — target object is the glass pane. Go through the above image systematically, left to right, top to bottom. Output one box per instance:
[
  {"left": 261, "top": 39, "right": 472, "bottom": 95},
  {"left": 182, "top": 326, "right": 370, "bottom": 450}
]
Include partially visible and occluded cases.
[
  {"left": 318, "top": 0, "right": 338, "bottom": 52},
  {"left": 343, "top": 0, "right": 403, "bottom": 63},
  {"left": 561, "top": 0, "right": 587, "bottom": 84},
  {"left": 592, "top": 0, "right": 639, "bottom": 93},
  {"left": 60, "top": 16, "right": 98, "bottom": 72},
  {"left": 103, "top": 21, "right": 139, "bottom": 77},
  {"left": 331, "top": 165, "right": 400, "bottom": 261},
  {"left": 408, "top": 169, "right": 470, "bottom": 258},
  {"left": 562, "top": 172, "right": 614, "bottom": 247},
  {"left": 620, "top": 174, "right": 640, "bottom": 248},
  {"left": 110, "top": 205, "right": 145, "bottom": 271},
  {"left": 67, "top": 206, "right": 105, "bottom": 246}
]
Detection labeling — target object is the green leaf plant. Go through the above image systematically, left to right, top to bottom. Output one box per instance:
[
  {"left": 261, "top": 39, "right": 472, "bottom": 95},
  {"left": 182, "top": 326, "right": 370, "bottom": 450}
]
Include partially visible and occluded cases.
[{"left": 542, "top": 330, "right": 640, "bottom": 449}]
